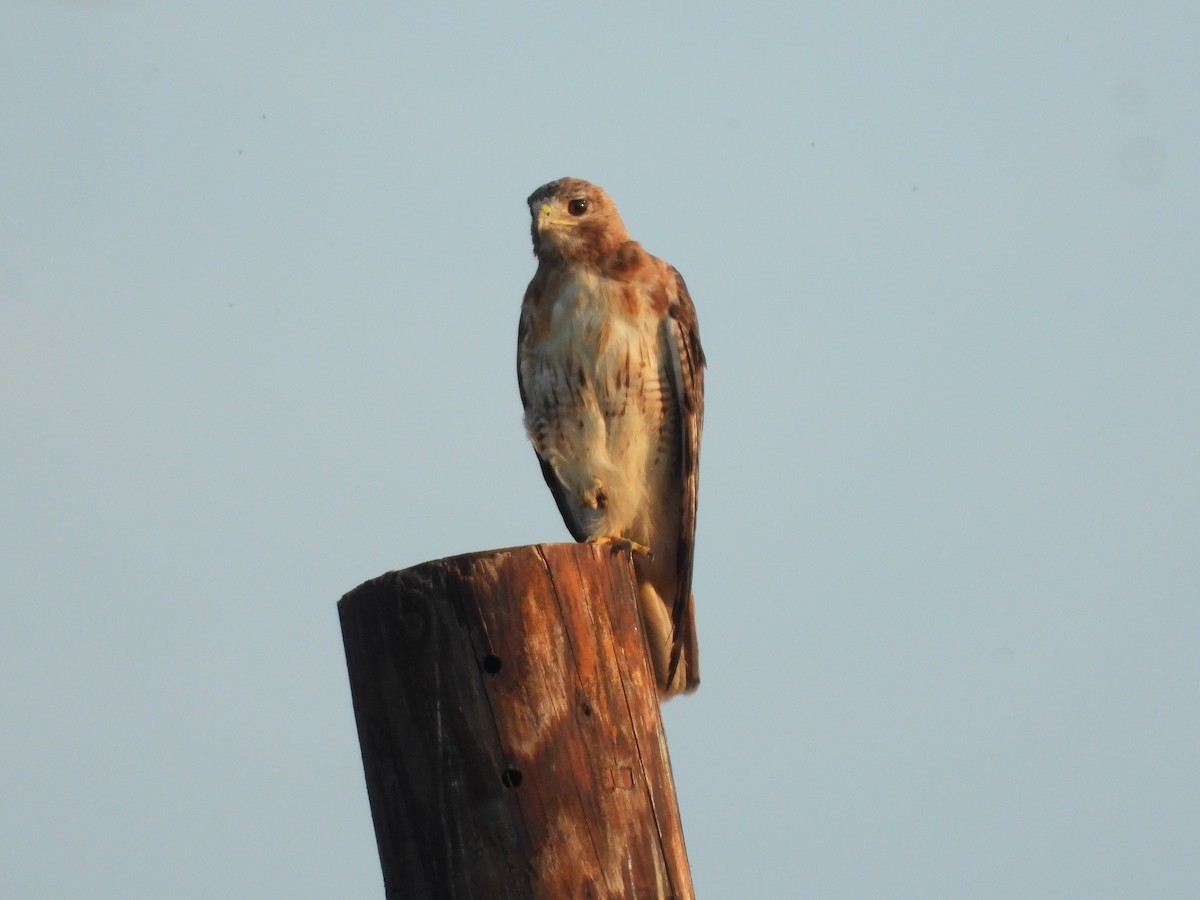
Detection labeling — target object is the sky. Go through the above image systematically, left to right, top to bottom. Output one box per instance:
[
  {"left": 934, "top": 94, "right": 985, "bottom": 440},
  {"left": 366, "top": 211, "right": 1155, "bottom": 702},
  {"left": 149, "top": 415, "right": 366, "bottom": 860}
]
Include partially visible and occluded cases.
[{"left": 2, "top": 1, "right": 1198, "bottom": 897}]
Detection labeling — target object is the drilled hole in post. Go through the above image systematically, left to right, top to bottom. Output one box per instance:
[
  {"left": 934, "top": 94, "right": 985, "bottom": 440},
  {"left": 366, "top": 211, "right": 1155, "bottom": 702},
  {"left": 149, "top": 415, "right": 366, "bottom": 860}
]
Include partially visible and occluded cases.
[
  {"left": 482, "top": 654, "right": 503, "bottom": 674},
  {"left": 501, "top": 767, "right": 523, "bottom": 789}
]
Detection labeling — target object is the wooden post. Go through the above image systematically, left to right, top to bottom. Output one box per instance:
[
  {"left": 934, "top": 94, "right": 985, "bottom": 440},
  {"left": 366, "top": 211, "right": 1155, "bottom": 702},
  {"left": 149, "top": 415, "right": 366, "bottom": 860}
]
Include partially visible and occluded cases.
[{"left": 338, "top": 542, "right": 694, "bottom": 900}]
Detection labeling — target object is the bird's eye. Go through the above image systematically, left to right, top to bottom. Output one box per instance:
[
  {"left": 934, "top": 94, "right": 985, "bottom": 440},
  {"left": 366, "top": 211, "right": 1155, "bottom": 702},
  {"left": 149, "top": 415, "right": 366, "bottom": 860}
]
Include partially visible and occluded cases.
[{"left": 567, "top": 198, "right": 588, "bottom": 216}]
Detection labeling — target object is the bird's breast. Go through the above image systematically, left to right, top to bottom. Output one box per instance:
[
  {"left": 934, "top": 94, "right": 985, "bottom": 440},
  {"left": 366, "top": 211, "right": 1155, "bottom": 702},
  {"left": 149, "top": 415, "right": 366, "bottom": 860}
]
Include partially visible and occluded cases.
[{"left": 535, "top": 269, "right": 656, "bottom": 361}]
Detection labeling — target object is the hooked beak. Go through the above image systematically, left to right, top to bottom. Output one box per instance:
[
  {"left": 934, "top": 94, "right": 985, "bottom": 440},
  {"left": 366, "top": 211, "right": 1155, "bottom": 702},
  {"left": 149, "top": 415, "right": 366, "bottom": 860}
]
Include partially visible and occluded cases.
[{"left": 536, "top": 201, "right": 575, "bottom": 231}]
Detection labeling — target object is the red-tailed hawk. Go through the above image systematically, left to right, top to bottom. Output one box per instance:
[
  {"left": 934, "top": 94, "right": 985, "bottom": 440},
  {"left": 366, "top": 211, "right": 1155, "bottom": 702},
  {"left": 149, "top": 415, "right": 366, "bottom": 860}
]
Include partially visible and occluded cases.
[{"left": 517, "top": 177, "right": 705, "bottom": 698}]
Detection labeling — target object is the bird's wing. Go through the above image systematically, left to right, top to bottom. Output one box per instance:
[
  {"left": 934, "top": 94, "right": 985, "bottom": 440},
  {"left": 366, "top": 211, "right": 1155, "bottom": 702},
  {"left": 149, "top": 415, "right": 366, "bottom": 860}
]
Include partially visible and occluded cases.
[
  {"left": 662, "top": 267, "right": 706, "bottom": 686},
  {"left": 517, "top": 296, "right": 590, "bottom": 544}
]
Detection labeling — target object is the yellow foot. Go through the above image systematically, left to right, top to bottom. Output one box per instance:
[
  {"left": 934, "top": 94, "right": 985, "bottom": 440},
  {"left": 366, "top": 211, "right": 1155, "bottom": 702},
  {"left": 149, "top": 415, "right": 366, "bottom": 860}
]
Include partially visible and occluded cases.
[
  {"left": 580, "top": 476, "right": 608, "bottom": 510},
  {"left": 587, "top": 535, "right": 654, "bottom": 561}
]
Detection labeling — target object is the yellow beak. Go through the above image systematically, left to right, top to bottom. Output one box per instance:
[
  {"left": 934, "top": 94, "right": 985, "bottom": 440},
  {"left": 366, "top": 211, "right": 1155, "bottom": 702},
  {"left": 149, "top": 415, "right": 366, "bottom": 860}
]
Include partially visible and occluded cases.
[{"left": 538, "top": 201, "right": 575, "bottom": 230}]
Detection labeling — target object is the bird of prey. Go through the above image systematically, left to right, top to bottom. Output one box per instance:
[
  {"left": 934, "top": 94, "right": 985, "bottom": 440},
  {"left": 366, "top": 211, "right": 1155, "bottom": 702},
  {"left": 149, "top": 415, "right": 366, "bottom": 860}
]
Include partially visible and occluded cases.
[{"left": 517, "top": 177, "right": 705, "bottom": 698}]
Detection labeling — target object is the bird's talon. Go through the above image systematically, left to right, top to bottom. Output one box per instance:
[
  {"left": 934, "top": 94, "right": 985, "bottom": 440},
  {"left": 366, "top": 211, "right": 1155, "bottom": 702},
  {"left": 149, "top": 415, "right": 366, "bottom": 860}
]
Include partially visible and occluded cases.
[
  {"left": 581, "top": 476, "right": 608, "bottom": 510},
  {"left": 588, "top": 535, "right": 653, "bottom": 561}
]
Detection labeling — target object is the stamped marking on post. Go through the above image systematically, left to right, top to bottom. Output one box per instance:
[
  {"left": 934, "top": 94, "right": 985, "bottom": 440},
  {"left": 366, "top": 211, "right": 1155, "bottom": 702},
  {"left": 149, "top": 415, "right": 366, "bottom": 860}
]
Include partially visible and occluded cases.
[{"left": 603, "top": 765, "right": 635, "bottom": 790}]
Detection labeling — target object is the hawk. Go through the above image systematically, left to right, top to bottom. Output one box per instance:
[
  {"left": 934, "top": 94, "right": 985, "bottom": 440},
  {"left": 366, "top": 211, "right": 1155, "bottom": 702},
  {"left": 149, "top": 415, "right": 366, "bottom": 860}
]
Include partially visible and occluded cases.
[{"left": 517, "top": 177, "right": 706, "bottom": 698}]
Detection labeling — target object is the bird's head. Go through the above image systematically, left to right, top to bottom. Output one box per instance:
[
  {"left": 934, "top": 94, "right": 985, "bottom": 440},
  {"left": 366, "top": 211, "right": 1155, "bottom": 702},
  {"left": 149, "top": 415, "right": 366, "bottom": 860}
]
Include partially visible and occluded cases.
[{"left": 527, "top": 178, "right": 630, "bottom": 265}]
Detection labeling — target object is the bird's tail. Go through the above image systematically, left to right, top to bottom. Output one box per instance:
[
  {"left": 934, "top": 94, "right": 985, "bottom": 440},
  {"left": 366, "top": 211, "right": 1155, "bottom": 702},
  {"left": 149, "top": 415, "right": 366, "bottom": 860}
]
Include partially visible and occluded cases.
[{"left": 637, "top": 582, "right": 699, "bottom": 699}]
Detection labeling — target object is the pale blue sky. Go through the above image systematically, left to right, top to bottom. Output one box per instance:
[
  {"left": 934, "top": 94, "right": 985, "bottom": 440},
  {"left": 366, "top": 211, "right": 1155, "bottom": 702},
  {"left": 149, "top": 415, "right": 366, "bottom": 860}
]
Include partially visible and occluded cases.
[{"left": 3, "top": 2, "right": 1198, "bottom": 897}]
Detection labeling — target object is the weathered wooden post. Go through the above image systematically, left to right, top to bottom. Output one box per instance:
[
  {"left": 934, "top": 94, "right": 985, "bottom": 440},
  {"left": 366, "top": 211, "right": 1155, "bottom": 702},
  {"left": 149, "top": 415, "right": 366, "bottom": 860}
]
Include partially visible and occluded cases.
[{"left": 338, "top": 542, "right": 694, "bottom": 899}]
